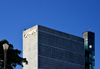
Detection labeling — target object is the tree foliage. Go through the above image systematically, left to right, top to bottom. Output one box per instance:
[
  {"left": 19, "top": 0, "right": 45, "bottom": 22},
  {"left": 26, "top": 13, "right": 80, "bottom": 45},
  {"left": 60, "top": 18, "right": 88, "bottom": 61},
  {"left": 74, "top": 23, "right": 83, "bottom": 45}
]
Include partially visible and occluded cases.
[{"left": 0, "top": 39, "right": 28, "bottom": 69}]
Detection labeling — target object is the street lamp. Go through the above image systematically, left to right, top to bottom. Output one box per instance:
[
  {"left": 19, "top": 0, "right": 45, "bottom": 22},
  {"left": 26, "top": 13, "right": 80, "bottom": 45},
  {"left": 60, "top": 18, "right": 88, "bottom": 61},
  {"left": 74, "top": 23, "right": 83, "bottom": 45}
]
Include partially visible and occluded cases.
[{"left": 3, "top": 43, "right": 9, "bottom": 69}]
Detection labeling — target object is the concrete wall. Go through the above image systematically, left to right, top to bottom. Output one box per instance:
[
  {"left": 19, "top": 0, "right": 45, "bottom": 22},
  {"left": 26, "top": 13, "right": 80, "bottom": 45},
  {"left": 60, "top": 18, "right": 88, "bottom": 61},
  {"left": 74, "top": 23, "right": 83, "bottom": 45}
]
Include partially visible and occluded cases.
[{"left": 23, "top": 25, "right": 38, "bottom": 69}]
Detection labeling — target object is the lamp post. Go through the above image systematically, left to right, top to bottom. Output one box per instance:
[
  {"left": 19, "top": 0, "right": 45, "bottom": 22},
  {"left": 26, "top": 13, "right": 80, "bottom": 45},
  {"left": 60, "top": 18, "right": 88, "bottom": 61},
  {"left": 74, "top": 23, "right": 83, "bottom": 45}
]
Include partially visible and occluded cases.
[{"left": 3, "top": 43, "right": 9, "bottom": 69}]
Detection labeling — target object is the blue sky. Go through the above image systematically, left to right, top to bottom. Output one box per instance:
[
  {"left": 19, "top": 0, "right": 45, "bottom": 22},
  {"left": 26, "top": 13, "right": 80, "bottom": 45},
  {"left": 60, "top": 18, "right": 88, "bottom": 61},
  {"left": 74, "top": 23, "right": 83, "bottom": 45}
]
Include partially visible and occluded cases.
[{"left": 0, "top": 0, "right": 100, "bottom": 69}]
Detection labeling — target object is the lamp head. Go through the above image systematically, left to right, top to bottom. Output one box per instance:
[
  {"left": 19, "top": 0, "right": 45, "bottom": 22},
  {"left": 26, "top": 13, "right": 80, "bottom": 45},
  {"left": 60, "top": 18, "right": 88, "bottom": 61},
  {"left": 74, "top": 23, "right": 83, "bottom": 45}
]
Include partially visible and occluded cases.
[{"left": 3, "top": 43, "right": 9, "bottom": 51}]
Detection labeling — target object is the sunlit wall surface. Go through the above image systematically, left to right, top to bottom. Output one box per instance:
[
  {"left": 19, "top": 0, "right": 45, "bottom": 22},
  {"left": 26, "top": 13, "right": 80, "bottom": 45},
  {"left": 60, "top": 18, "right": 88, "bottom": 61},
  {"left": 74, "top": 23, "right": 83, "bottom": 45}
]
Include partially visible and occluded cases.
[
  {"left": 38, "top": 25, "right": 85, "bottom": 69},
  {"left": 83, "top": 32, "right": 95, "bottom": 69}
]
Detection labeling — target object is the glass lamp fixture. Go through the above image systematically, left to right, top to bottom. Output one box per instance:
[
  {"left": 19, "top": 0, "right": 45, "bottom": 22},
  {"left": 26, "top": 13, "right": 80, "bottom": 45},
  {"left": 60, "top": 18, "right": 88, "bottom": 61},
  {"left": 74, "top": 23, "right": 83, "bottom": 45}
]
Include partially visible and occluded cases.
[{"left": 3, "top": 43, "right": 9, "bottom": 51}]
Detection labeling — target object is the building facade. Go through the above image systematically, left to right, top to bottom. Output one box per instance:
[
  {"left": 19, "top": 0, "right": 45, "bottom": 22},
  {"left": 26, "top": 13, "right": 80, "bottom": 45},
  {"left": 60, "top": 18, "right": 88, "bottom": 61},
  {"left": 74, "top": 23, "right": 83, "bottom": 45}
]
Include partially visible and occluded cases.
[
  {"left": 23, "top": 25, "right": 85, "bottom": 69},
  {"left": 83, "top": 31, "right": 95, "bottom": 69}
]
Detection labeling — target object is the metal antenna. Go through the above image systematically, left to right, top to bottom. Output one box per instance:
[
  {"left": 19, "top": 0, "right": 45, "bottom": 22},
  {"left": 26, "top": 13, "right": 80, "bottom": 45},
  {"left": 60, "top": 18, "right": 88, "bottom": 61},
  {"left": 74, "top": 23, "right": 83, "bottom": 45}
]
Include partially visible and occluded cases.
[
  {"left": 89, "top": 27, "right": 91, "bottom": 31},
  {"left": 84, "top": 28, "right": 85, "bottom": 32}
]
